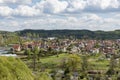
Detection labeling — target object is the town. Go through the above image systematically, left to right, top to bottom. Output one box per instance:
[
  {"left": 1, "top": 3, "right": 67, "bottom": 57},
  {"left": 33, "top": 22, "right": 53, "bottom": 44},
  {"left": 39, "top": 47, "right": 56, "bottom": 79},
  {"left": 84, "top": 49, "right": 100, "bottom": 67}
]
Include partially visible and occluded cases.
[
  {"left": 0, "top": 0, "right": 120, "bottom": 79},
  {"left": 0, "top": 31, "right": 120, "bottom": 80},
  {"left": 6, "top": 37, "right": 120, "bottom": 80},
  {"left": 12, "top": 38, "right": 120, "bottom": 56}
]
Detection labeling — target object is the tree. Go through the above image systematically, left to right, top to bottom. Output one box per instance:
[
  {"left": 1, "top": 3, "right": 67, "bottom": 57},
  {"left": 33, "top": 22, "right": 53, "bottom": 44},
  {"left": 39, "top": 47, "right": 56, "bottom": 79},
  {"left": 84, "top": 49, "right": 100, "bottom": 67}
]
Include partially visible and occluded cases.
[
  {"left": 66, "top": 44, "right": 73, "bottom": 53},
  {"left": 32, "top": 46, "right": 39, "bottom": 71},
  {"left": 25, "top": 49, "right": 31, "bottom": 60},
  {"left": 61, "top": 54, "right": 81, "bottom": 80},
  {"left": 66, "top": 54, "right": 81, "bottom": 72},
  {"left": 81, "top": 55, "right": 89, "bottom": 77},
  {"left": 106, "top": 55, "right": 116, "bottom": 75},
  {"left": 64, "top": 67, "right": 71, "bottom": 80}
]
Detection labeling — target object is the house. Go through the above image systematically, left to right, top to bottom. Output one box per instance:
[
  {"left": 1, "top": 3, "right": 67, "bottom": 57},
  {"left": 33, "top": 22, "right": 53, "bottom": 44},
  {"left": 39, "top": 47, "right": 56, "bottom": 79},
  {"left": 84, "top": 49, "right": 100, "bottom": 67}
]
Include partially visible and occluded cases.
[
  {"left": 48, "top": 37, "right": 57, "bottom": 40},
  {"left": 13, "top": 44, "right": 21, "bottom": 52},
  {"left": 71, "top": 46, "right": 80, "bottom": 53},
  {"left": 103, "top": 47, "right": 114, "bottom": 54},
  {"left": 91, "top": 48, "right": 100, "bottom": 54}
]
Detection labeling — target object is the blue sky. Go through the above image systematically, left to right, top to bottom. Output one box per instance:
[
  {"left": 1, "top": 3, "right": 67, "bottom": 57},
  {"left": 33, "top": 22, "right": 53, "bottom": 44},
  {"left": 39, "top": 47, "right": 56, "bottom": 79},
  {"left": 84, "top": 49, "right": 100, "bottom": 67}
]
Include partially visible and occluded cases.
[{"left": 0, "top": 0, "right": 120, "bottom": 31}]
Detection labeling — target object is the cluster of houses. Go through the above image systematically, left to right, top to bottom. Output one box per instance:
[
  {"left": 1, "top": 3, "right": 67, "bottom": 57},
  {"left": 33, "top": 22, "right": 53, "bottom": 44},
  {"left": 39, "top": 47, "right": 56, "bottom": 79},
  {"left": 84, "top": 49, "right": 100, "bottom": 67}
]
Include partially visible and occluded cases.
[{"left": 12, "top": 39, "right": 120, "bottom": 55}]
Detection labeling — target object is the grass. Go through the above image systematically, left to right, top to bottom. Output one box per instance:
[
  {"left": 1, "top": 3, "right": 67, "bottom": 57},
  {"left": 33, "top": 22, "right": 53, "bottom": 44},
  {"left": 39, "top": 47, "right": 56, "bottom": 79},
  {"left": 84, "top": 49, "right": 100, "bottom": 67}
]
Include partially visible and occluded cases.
[
  {"left": 0, "top": 53, "right": 112, "bottom": 80},
  {"left": 23, "top": 53, "right": 111, "bottom": 74},
  {"left": 39, "top": 53, "right": 110, "bottom": 71},
  {"left": 40, "top": 53, "right": 69, "bottom": 64},
  {"left": 87, "top": 54, "right": 110, "bottom": 70},
  {"left": 0, "top": 56, "right": 34, "bottom": 80}
]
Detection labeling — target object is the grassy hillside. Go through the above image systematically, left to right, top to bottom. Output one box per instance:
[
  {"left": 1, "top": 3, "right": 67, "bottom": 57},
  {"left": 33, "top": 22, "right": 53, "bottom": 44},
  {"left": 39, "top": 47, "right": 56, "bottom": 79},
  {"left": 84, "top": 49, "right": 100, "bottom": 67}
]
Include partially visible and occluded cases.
[{"left": 0, "top": 57, "right": 34, "bottom": 80}]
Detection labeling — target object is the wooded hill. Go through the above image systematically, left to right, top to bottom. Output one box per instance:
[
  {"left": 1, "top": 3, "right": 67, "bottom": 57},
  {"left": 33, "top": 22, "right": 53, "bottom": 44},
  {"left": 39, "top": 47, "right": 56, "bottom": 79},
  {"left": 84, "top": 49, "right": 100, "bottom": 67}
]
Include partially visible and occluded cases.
[
  {"left": 0, "top": 29, "right": 120, "bottom": 40},
  {"left": 16, "top": 29, "right": 120, "bottom": 40}
]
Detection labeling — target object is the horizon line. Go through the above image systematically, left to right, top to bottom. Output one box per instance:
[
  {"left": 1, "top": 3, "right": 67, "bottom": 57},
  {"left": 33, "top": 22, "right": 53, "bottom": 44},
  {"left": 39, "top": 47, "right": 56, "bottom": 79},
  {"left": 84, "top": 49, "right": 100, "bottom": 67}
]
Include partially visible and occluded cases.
[{"left": 0, "top": 29, "right": 120, "bottom": 32}]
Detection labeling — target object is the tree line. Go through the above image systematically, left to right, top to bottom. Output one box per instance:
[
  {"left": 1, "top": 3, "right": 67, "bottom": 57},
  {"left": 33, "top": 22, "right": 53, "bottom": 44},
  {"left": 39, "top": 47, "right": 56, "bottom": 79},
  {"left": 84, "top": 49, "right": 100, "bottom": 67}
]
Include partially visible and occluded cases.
[{"left": 17, "top": 29, "right": 120, "bottom": 40}]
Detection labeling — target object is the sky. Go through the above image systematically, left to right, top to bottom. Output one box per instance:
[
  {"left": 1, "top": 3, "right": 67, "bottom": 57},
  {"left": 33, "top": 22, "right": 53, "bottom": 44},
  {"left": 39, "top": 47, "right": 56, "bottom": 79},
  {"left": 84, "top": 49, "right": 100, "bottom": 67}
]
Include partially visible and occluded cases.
[{"left": 0, "top": 0, "right": 120, "bottom": 31}]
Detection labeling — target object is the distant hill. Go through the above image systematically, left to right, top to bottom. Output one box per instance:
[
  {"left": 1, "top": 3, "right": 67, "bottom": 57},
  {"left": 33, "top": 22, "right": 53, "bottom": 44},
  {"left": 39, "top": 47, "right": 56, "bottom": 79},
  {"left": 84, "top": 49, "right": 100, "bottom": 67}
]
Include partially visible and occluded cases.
[
  {"left": 0, "top": 29, "right": 120, "bottom": 39},
  {"left": 16, "top": 29, "right": 120, "bottom": 40}
]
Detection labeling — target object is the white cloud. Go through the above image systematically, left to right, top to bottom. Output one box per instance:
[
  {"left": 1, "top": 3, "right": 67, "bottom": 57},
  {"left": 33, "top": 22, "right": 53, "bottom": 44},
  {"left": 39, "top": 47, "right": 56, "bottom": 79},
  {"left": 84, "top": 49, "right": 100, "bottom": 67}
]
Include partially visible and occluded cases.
[
  {"left": 0, "top": 0, "right": 32, "bottom": 4},
  {"left": 0, "top": 0, "right": 120, "bottom": 31},
  {"left": 0, "top": 0, "right": 120, "bottom": 17},
  {"left": 0, "top": 0, "right": 3, "bottom": 3},
  {"left": 34, "top": 0, "right": 68, "bottom": 13},
  {"left": 34, "top": 0, "right": 120, "bottom": 13},
  {"left": 67, "top": 0, "right": 87, "bottom": 12},
  {"left": 87, "top": 0, "right": 119, "bottom": 9},
  {"left": 0, "top": 5, "right": 41, "bottom": 17},
  {"left": 14, "top": 5, "right": 40, "bottom": 16},
  {"left": 0, "top": 6, "right": 13, "bottom": 16},
  {"left": 1, "top": 13, "right": 119, "bottom": 31},
  {"left": 81, "top": 14, "right": 102, "bottom": 21},
  {"left": 67, "top": 17, "right": 78, "bottom": 22},
  {"left": 0, "top": 20, "right": 20, "bottom": 31}
]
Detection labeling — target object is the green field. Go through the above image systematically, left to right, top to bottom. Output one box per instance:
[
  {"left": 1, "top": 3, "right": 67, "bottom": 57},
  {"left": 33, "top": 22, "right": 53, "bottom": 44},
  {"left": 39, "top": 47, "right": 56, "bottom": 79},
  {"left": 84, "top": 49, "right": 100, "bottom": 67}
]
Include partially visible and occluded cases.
[{"left": 38, "top": 53, "right": 110, "bottom": 72}]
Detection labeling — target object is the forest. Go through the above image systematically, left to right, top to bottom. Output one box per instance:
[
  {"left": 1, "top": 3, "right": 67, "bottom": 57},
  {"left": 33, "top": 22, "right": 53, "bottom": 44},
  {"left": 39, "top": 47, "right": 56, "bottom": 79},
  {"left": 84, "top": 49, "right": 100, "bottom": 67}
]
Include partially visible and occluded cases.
[
  {"left": 0, "top": 29, "right": 120, "bottom": 40},
  {"left": 17, "top": 29, "right": 120, "bottom": 39}
]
